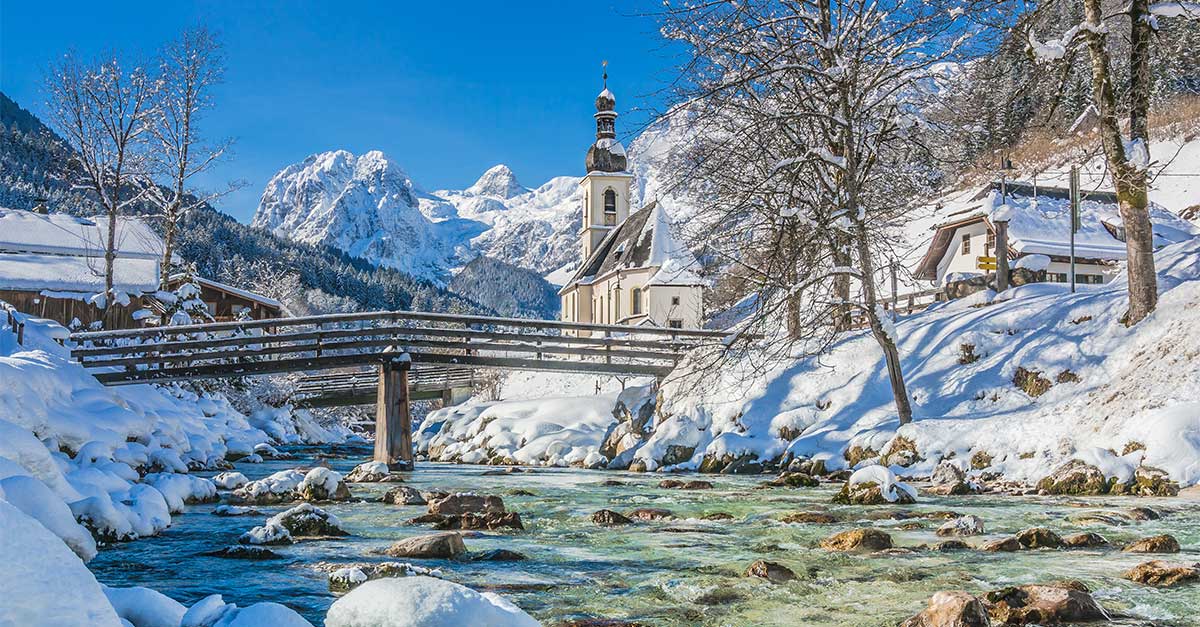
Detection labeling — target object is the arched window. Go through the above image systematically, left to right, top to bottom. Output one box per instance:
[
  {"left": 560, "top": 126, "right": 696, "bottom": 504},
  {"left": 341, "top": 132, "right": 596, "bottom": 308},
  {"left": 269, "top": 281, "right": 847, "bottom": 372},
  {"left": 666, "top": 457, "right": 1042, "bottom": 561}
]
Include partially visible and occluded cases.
[
  {"left": 603, "top": 189, "right": 616, "bottom": 214},
  {"left": 613, "top": 288, "right": 621, "bottom": 321},
  {"left": 631, "top": 288, "right": 642, "bottom": 315}
]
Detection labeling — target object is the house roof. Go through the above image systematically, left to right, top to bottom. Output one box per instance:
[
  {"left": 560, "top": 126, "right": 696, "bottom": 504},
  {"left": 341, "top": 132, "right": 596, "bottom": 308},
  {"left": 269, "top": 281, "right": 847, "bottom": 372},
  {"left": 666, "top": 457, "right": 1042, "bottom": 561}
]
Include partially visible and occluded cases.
[
  {"left": 914, "top": 183, "right": 1199, "bottom": 280},
  {"left": 560, "top": 201, "right": 704, "bottom": 292},
  {"left": 0, "top": 207, "right": 163, "bottom": 259},
  {"left": 0, "top": 252, "right": 160, "bottom": 294},
  {"left": 168, "top": 274, "right": 283, "bottom": 310}
]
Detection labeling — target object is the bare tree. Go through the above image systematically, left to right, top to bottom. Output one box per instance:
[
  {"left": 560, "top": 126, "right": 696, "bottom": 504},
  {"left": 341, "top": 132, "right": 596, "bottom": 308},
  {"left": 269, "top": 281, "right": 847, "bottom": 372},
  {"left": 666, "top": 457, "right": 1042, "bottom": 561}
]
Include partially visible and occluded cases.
[
  {"left": 659, "top": 0, "right": 983, "bottom": 423},
  {"left": 1026, "top": 1, "right": 1200, "bottom": 324},
  {"left": 146, "top": 26, "right": 233, "bottom": 287},
  {"left": 46, "top": 51, "right": 157, "bottom": 309}
]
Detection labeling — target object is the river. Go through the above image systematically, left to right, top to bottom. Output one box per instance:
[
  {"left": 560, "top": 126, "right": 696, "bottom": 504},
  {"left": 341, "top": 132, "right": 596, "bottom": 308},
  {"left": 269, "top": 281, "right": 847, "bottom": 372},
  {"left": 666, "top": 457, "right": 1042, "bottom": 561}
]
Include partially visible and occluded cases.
[{"left": 89, "top": 445, "right": 1200, "bottom": 626}]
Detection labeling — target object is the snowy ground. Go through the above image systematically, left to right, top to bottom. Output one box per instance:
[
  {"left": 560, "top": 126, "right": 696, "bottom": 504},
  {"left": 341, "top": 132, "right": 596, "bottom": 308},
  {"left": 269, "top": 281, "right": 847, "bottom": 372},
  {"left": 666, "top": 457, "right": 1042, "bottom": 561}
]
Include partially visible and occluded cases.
[{"left": 417, "top": 238, "right": 1200, "bottom": 489}]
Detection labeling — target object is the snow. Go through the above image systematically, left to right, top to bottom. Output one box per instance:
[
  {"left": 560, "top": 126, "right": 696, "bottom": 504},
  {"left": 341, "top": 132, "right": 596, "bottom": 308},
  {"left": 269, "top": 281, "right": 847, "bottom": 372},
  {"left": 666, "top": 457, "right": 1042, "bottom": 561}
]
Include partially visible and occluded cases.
[
  {"left": 1149, "top": 1, "right": 1200, "bottom": 17},
  {"left": 0, "top": 207, "right": 163, "bottom": 259},
  {"left": 0, "top": 252, "right": 160, "bottom": 294},
  {"left": 1015, "top": 254, "right": 1052, "bottom": 271},
  {"left": 848, "top": 465, "right": 918, "bottom": 502},
  {"left": 299, "top": 467, "right": 343, "bottom": 495},
  {"left": 237, "top": 469, "right": 306, "bottom": 500},
  {"left": 213, "top": 471, "right": 249, "bottom": 490},
  {"left": 0, "top": 474, "right": 97, "bottom": 560},
  {"left": 0, "top": 499, "right": 122, "bottom": 626},
  {"left": 239, "top": 521, "right": 292, "bottom": 545},
  {"left": 324, "top": 577, "right": 539, "bottom": 627},
  {"left": 103, "top": 585, "right": 186, "bottom": 627},
  {"left": 179, "top": 595, "right": 312, "bottom": 627}
]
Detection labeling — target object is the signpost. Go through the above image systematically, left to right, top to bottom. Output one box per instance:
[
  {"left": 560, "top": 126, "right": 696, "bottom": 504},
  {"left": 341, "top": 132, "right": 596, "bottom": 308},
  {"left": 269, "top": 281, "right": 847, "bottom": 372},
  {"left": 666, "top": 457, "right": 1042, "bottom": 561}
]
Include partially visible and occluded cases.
[
  {"left": 1069, "top": 166, "right": 1081, "bottom": 293},
  {"left": 977, "top": 256, "right": 998, "bottom": 271}
]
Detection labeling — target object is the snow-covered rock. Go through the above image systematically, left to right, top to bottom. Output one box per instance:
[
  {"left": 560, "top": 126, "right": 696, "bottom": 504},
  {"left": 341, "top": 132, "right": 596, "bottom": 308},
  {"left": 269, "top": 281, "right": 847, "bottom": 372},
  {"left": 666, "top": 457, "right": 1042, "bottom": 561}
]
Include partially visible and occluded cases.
[
  {"left": 213, "top": 472, "right": 249, "bottom": 490},
  {"left": 0, "top": 474, "right": 96, "bottom": 560},
  {"left": 238, "top": 521, "right": 292, "bottom": 546},
  {"left": 324, "top": 576, "right": 539, "bottom": 627},
  {"left": 102, "top": 585, "right": 186, "bottom": 627},
  {"left": 180, "top": 594, "right": 312, "bottom": 627}
]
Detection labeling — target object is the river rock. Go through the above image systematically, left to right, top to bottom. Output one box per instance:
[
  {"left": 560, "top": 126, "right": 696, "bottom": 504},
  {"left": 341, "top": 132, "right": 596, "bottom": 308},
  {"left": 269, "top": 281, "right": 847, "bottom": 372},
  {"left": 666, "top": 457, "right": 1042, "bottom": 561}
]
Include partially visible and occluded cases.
[
  {"left": 1035, "top": 460, "right": 1110, "bottom": 495},
  {"left": 345, "top": 461, "right": 403, "bottom": 483},
  {"left": 927, "top": 462, "right": 976, "bottom": 496},
  {"left": 1117, "top": 466, "right": 1179, "bottom": 497},
  {"left": 296, "top": 467, "right": 353, "bottom": 502},
  {"left": 832, "top": 467, "right": 917, "bottom": 505},
  {"left": 212, "top": 471, "right": 249, "bottom": 490},
  {"left": 764, "top": 472, "right": 819, "bottom": 488},
  {"left": 658, "top": 479, "right": 714, "bottom": 490},
  {"left": 383, "top": 486, "right": 426, "bottom": 506},
  {"left": 427, "top": 493, "right": 505, "bottom": 516},
  {"left": 271, "top": 503, "right": 349, "bottom": 538},
  {"left": 212, "top": 505, "right": 261, "bottom": 517},
  {"left": 1126, "top": 506, "right": 1161, "bottom": 520},
  {"left": 626, "top": 508, "right": 674, "bottom": 521},
  {"left": 592, "top": 509, "right": 632, "bottom": 526},
  {"left": 432, "top": 511, "right": 524, "bottom": 531},
  {"left": 701, "top": 512, "right": 734, "bottom": 521},
  {"left": 779, "top": 512, "right": 838, "bottom": 524},
  {"left": 1066, "top": 512, "right": 1127, "bottom": 527},
  {"left": 936, "top": 515, "right": 985, "bottom": 537},
  {"left": 238, "top": 521, "right": 292, "bottom": 546},
  {"left": 1014, "top": 527, "right": 1064, "bottom": 549},
  {"left": 820, "top": 528, "right": 893, "bottom": 552},
  {"left": 384, "top": 532, "right": 466, "bottom": 559},
  {"left": 1063, "top": 532, "right": 1109, "bottom": 548},
  {"left": 1122, "top": 534, "right": 1180, "bottom": 554},
  {"left": 982, "top": 536, "right": 1021, "bottom": 552},
  {"left": 931, "top": 540, "right": 971, "bottom": 552},
  {"left": 201, "top": 545, "right": 284, "bottom": 560},
  {"left": 467, "top": 549, "right": 528, "bottom": 562},
  {"left": 744, "top": 560, "right": 796, "bottom": 584},
  {"left": 1123, "top": 560, "right": 1200, "bottom": 587},
  {"left": 326, "top": 562, "right": 437, "bottom": 593},
  {"left": 983, "top": 584, "right": 1107, "bottom": 624},
  {"left": 900, "top": 590, "right": 990, "bottom": 627},
  {"left": 555, "top": 619, "right": 646, "bottom": 627}
]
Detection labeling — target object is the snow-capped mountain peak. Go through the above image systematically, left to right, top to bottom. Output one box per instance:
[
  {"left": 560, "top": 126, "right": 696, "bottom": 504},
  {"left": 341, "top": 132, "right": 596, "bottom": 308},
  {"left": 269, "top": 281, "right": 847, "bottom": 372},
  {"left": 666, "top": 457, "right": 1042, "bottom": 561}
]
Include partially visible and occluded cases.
[{"left": 466, "top": 164, "right": 526, "bottom": 199}]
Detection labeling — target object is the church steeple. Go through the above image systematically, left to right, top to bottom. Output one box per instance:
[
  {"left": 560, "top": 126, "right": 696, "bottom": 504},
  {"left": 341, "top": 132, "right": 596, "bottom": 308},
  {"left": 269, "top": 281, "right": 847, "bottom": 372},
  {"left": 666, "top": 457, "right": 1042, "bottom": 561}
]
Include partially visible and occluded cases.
[{"left": 585, "top": 61, "right": 627, "bottom": 173}]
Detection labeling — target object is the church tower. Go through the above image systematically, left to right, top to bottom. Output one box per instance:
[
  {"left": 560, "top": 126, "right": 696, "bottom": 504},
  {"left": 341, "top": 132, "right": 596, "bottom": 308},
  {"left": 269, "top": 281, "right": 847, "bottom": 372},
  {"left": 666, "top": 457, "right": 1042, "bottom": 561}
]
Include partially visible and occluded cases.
[{"left": 579, "top": 63, "right": 633, "bottom": 262}]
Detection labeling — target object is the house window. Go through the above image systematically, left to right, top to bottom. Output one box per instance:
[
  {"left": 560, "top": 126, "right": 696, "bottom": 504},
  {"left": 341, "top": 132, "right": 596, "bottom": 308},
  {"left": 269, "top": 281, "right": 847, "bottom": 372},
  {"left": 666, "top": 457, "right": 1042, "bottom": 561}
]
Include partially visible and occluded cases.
[
  {"left": 985, "top": 231, "right": 996, "bottom": 256},
  {"left": 961, "top": 233, "right": 971, "bottom": 255},
  {"left": 1048, "top": 272, "right": 1068, "bottom": 283},
  {"left": 1078, "top": 274, "right": 1103, "bottom": 285},
  {"left": 632, "top": 288, "right": 642, "bottom": 315},
  {"left": 671, "top": 296, "right": 681, "bottom": 306},
  {"left": 668, "top": 319, "right": 683, "bottom": 329}
]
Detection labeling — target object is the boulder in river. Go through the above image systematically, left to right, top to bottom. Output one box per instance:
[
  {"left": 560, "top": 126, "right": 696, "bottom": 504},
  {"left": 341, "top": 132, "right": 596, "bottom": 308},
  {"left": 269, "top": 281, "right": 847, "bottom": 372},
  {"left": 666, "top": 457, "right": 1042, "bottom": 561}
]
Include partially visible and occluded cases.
[
  {"left": 1035, "top": 460, "right": 1110, "bottom": 496},
  {"left": 345, "top": 461, "right": 404, "bottom": 483},
  {"left": 832, "top": 465, "right": 917, "bottom": 505},
  {"left": 296, "top": 467, "right": 353, "bottom": 502},
  {"left": 212, "top": 471, "right": 249, "bottom": 490},
  {"left": 763, "top": 472, "right": 819, "bottom": 488},
  {"left": 658, "top": 479, "right": 714, "bottom": 490},
  {"left": 382, "top": 486, "right": 426, "bottom": 506},
  {"left": 427, "top": 493, "right": 505, "bottom": 516},
  {"left": 270, "top": 503, "right": 349, "bottom": 538},
  {"left": 1126, "top": 506, "right": 1161, "bottom": 521},
  {"left": 626, "top": 508, "right": 674, "bottom": 521},
  {"left": 592, "top": 509, "right": 632, "bottom": 526},
  {"left": 432, "top": 511, "right": 524, "bottom": 531},
  {"left": 936, "top": 515, "right": 985, "bottom": 537},
  {"left": 238, "top": 521, "right": 292, "bottom": 546},
  {"left": 1014, "top": 527, "right": 1064, "bottom": 549},
  {"left": 820, "top": 528, "right": 893, "bottom": 552},
  {"left": 384, "top": 532, "right": 466, "bottom": 559},
  {"left": 1062, "top": 532, "right": 1109, "bottom": 548},
  {"left": 1122, "top": 534, "right": 1180, "bottom": 554},
  {"left": 981, "top": 536, "right": 1021, "bottom": 552},
  {"left": 931, "top": 540, "right": 971, "bottom": 552},
  {"left": 201, "top": 545, "right": 284, "bottom": 560},
  {"left": 467, "top": 549, "right": 528, "bottom": 562},
  {"left": 744, "top": 560, "right": 796, "bottom": 584},
  {"left": 1123, "top": 560, "right": 1200, "bottom": 587},
  {"left": 325, "top": 562, "right": 439, "bottom": 593},
  {"left": 983, "top": 583, "right": 1107, "bottom": 624},
  {"left": 900, "top": 590, "right": 990, "bottom": 627}
]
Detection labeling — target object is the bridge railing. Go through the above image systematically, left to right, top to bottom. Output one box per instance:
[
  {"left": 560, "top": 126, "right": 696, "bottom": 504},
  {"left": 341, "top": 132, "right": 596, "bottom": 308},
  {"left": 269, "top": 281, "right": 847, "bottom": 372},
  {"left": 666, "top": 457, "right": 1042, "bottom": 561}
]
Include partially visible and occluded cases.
[{"left": 69, "top": 310, "right": 730, "bottom": 384}]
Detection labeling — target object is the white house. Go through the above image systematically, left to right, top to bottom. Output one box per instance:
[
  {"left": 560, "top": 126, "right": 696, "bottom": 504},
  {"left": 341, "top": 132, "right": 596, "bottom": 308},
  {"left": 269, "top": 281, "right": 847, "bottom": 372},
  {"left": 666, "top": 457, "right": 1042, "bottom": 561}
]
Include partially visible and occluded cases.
[
  {"left": 557, "top": 79, "right": 704, "bottom": 334},
  {"left": 915, "top": 182, "right": 1199, "bottom": 286}
]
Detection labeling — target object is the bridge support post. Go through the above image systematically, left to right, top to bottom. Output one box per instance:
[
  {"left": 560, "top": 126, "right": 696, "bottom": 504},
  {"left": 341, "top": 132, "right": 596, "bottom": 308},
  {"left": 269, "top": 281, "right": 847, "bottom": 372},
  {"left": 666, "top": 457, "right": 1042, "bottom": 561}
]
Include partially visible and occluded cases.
[{"left": 374, "top": 357, "right": 413, "bottom": 470}]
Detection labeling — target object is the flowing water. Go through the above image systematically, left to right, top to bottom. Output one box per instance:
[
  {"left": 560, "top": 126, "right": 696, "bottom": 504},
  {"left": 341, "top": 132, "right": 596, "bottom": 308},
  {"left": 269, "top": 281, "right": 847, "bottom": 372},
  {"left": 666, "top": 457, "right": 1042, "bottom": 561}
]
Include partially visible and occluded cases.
[{"left": 90, "top": 446, "right": 1200, "bottom": 626}]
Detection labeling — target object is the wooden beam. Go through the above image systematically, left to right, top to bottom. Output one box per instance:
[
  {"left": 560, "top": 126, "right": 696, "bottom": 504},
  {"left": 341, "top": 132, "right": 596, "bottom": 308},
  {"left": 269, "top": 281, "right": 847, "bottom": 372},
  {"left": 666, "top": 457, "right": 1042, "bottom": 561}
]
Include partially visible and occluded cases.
[
  {"left": 89, "top": 350, "right": 674, "bottom": 384},
  {"left": 374, "top": 358, "right": 413, "bottom": 470}
]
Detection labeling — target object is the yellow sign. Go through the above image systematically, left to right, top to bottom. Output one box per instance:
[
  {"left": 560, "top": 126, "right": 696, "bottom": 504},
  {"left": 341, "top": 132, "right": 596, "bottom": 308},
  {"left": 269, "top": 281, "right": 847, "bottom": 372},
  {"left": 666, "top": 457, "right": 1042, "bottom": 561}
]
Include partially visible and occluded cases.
[
  {"left": 977, "top": 255, "right": 997, "bottom": 271},
  {"left": 976, "top": 256, "right": 997, "bottom": 263}
]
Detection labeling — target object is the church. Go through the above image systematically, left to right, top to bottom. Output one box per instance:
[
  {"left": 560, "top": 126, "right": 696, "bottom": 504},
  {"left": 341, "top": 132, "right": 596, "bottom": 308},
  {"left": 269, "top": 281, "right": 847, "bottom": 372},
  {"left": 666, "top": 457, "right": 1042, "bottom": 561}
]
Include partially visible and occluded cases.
[{"left": 558, "top": 75, "right": 705, "bottom": 335}]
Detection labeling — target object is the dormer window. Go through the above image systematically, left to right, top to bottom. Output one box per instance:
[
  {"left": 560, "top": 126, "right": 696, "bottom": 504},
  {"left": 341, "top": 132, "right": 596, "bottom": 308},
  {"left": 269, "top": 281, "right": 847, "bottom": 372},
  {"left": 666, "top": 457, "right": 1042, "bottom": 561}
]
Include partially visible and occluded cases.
[{"left": 1102, "top": 219, "right": 1126, "bottom": 242}]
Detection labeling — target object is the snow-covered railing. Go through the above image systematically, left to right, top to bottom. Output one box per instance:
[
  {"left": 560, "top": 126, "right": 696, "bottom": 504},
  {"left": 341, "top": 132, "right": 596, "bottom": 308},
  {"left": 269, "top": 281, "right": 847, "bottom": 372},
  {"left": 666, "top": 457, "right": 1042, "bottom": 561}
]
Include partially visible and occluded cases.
[
  {"left": 2, "top": 301, "right": 26, "bottom": 345},
  {"left": 68, "top": 309, "right": 730, "bottom": 385}
]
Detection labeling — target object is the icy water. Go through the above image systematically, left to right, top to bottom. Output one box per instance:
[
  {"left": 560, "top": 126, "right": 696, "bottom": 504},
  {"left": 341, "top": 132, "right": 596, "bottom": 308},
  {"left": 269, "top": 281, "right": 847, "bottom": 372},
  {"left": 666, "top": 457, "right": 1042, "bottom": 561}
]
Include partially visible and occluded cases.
[{"left": 90, "top": 446, "right": 1200, "bottom": 626}]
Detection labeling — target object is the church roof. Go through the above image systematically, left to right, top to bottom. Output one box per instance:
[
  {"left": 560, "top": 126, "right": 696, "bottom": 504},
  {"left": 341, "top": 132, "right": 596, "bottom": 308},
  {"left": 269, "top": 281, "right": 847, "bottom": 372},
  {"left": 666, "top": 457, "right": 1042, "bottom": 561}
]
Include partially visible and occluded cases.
[{"left": 561, "top": 201, "right": 704, "bottom": 291}]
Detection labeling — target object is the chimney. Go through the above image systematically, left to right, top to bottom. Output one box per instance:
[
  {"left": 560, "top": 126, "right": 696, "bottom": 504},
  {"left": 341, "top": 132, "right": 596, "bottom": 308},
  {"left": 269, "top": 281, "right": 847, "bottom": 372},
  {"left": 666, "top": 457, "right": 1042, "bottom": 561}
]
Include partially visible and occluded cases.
[{"left": 32, "top": 198, "right": 49, "bottom": 214}]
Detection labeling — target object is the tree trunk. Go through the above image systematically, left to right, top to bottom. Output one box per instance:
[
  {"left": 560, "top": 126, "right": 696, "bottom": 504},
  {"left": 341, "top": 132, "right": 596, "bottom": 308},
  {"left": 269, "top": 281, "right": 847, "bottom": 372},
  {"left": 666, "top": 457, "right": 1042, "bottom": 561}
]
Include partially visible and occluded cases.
[
  {"left": 1081, "top": 0, "right": 1157, "bottom": 324},
  {"left": 160, "top": 198, "right": 179, "bottom": 289},
  {"left": 854, "top": 224, "right": 913, "bottom": 425}
]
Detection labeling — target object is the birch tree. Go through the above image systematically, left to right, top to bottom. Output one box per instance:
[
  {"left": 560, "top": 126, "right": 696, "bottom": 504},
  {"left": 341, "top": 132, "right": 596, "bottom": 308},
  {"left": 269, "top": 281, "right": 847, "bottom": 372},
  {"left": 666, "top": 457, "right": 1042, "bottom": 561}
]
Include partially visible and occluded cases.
[
  {"left": 660, "top": 0, "right": 986, "bottom": 424},
  {"left": 1026, "top": 0, "right": 1200, "bottom": 324},
  {"left": 146, "top": 26, "right": 233, "bottom": 287},
  {"left": 46, "top": 52, "right": 156, "bottom": 309}
]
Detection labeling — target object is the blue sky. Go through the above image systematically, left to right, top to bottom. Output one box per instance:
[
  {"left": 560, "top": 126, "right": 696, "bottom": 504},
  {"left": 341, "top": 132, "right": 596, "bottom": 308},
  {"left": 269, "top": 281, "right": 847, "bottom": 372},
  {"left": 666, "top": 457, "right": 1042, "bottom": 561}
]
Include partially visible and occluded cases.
[{"left": 0, "top": 1, "right": 676, "bottom": 222}]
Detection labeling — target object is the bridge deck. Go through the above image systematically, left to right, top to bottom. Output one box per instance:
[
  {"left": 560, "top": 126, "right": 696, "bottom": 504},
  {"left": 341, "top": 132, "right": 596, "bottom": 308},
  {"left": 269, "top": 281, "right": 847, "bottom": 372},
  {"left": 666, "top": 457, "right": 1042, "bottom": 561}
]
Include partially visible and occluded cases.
[
  {"left": 69, "top": 309, "right": 727, "bottom": 385},
  {"left": 291, "top": 366, "right": 473, "bottom": 407}
]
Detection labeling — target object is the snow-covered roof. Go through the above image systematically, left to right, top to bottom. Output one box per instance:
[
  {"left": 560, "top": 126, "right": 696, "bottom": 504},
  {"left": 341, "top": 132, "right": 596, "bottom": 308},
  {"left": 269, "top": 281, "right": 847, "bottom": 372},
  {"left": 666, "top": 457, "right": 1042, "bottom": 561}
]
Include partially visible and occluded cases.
[
  {"left": 915, "top": 183, "right": 1200, "bottom": 279},
  {"left": 561, "top": 201, "right": 704, "bottom": 291},
  {"left": 0, "top": 208, "right": 163, "bottom": 260},
  {"left": 0, "top": 252, "right": 160, "bottom": 294},
  {"left": 185, "top": 275, "right": 283, "bottom": 309}
]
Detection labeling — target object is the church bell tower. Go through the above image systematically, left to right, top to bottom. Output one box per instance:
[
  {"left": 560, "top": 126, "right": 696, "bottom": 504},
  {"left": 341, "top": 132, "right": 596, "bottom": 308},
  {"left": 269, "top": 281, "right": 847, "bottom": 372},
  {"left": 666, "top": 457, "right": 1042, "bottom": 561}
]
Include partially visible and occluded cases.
[{"left": 580, "top": 62, "right": 633, "bottom": 262}]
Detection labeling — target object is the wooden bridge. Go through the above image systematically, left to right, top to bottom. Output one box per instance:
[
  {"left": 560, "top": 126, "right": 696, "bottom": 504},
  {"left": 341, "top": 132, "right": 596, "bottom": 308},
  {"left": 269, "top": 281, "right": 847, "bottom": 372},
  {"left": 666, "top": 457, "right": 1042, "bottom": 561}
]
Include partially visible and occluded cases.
[
  {"left": 69, "top": 310, "right": 727, "bottom": 470},
  {"left": 291, "top": 365, "right": 475, "bottom": 409}
]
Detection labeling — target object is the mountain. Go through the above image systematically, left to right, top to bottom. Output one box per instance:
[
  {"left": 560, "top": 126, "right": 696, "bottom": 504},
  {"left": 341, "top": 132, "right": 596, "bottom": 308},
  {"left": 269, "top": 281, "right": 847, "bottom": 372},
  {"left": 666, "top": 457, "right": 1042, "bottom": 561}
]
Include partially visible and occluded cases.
[{"left": 448, "top": 255, "right": 560, "bottom": 318}]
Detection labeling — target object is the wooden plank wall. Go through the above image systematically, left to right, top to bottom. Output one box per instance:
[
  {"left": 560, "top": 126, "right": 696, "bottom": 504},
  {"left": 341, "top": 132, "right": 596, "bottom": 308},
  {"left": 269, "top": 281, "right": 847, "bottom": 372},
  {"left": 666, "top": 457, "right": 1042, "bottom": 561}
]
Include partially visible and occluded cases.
[{"left": 0, "top": 289, "right": 143, "bottom": 330}]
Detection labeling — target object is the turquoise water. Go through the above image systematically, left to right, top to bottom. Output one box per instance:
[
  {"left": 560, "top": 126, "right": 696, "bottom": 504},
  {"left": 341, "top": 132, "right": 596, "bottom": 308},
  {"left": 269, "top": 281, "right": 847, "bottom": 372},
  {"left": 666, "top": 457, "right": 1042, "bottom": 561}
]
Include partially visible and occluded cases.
[{"left": 89, "top": 447, "right": 1200, "bottom": 626}]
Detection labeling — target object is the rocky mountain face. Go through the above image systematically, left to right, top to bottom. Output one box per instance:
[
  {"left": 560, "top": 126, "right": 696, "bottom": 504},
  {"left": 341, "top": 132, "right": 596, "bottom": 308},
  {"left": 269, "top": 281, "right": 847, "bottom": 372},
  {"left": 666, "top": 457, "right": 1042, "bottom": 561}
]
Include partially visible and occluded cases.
[{"left": 251, "top": 120, "right": 689, "bottom": 285}]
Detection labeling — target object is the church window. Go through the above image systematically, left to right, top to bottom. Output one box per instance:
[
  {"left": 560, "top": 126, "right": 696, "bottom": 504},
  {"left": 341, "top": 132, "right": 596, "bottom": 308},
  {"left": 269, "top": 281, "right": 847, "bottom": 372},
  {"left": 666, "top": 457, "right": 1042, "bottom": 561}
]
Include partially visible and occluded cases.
[
  {"left": 604, "top": 189, "right": 616, "bottom": 214},
  {"left": 961, "top": 233, "right": 971, "bottom": 255},
  {"left": 632, "top": 288, "right": 642, "bottom": 315},
  {"left": 613, "top": 289, "right": 621, "bottom": 320},
  {"left": 668, "top": 319, "right": 683, "bottom": 329}
]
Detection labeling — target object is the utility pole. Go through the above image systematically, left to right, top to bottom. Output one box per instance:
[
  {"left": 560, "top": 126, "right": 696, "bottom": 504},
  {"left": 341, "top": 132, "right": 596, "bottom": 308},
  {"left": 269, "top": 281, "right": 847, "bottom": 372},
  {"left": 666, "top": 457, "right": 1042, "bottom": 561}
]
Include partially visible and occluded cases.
[{"left": 1069, "top": 166, "right": 1080, "bottom": 293}]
